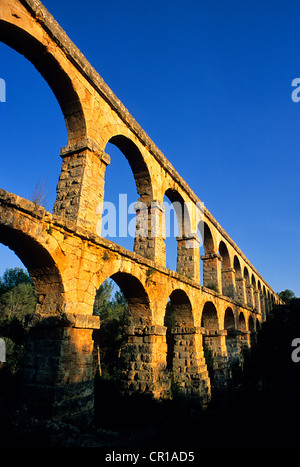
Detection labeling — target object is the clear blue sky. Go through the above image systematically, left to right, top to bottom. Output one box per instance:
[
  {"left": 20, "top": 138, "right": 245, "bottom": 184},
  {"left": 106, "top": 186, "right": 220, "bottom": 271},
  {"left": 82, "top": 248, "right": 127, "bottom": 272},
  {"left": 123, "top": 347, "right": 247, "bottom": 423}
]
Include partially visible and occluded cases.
[{"left": 0, "top": 0, "right": 299, "bottom": 296}]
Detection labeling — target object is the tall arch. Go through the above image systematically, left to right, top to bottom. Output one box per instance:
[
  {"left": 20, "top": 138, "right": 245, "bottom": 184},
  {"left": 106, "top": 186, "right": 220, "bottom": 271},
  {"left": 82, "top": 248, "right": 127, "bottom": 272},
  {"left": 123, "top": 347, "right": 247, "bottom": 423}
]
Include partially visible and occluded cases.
[
  {"left": 0, "top": 15, "right": 103, "bottom": 230},
  {"left": 0, "top": 21, "right": 86, "bottom": 144},
  {"left": 100, "top": 135, "right": 153, "bottom": 254},
  {"left": 108, "top": 136, "right": 153, "bottom": 200},
  {"left": 163, "top": 189, "right": 195, "bottom": 279},
  {"left": 198, "top": 222, "right": 221, "bottom": 292},
  {"left": 0, "top": 223, "right": 64, "bottom": 314},
  {"left": 219, "top": 241, "right": 234, "bottom": 298},
  {"left": 234, "top": 256, "right": 246, "bottom": 303},
  {"left": 244, "top": 266, "right": 254, "bottom": 307},
  {"left": 93, "top": 271, "right": 162, "bottom": 401},
  {"left": 109, "top": 271, "right": 152, "bottom": 327},
  {"left": 164, "top": 289, "right": 193, "bottom": 373},
  {"left": 165, "top": 289, "right": 194, "bottom": 328},
  {"left": 164, "top": 290, "right": 209, "bottom": 399},
  {"left": 201, "top": 301, "right": 219, "bottom": 331},
  {"left": 201, "top": 302, "right": 228, "bottom": 389},
  {"left": 224, "top": 307, "right": 241, "bottom": 372},
  {"left": 224, "top": 307, "right": 235, "bottom": 331}
]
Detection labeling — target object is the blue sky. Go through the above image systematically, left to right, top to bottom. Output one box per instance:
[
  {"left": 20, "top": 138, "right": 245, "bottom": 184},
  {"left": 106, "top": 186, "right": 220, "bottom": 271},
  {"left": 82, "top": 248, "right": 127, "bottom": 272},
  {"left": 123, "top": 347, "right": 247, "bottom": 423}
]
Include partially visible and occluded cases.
[{"left": 0, "top": 0, "right": 299, "bottom": 296}]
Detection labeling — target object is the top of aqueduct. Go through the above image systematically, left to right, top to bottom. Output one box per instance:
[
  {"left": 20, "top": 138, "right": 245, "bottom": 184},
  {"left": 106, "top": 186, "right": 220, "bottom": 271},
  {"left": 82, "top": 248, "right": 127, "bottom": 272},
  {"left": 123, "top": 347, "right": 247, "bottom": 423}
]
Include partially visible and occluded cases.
[{"left": 0, "top": 0, "right": 281, "bottom": 309}]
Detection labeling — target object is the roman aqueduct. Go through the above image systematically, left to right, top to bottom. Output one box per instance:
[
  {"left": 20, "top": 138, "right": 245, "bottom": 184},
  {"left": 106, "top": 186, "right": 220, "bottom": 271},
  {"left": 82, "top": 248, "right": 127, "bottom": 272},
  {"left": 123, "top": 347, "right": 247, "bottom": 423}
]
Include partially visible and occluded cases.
[{"left": 0, "top": 0, "right": 282, "bottom": 421}]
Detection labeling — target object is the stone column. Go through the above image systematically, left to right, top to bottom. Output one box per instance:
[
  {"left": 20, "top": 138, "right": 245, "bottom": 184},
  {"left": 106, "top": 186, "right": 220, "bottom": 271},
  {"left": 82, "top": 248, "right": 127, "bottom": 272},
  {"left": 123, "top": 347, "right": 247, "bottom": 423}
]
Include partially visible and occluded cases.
[
  {"left": 54, "top": 138, "right": 110, "bottom": 232},
  {"left": 134, "top": 200, "right": 166, "bottom": 265},
  {"left": 176, "top": 234, "right": 200, "bottom": 282},
  {"left": 201, "top": 254, "right": 222, "bottom": 293},
  {"left": 221, "top": 268, "right": 236, "bottom": 298},
  {"left": 235, "top": 277, "right": 246, "bottom": 304},
  {"left": 246, "top": 284, "right": 254, "bottom": 308},
  {"left": 254, "top": 290, "right": 261, "bottom": 314},
  {"left": 260, "top": 293, "right": 266, "bottom": 320},
  {"left": 22, "top": 313, "right": 100, "bottom": 423},
  {"left": 120, "top": 325, "right": 170, "bottom": 399},
  {"left": 170, "top": 326, "right": 211, "bottom": 403},
  {"left": 202, "top": 329, "right": 229, "bottom": 390},
  {"left": 225, "top": 329, "right": 242, "bottom": 374},
  {"left": 240, "top": 330, "right": 251, "bottom": 350}
]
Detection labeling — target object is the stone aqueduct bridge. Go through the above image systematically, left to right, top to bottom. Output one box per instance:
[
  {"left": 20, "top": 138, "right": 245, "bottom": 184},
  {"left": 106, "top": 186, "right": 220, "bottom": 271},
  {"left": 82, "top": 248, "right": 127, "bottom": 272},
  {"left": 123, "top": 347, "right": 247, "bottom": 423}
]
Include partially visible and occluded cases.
[{"left": 0, "top": 0, "right": 282, "bottom": 421}]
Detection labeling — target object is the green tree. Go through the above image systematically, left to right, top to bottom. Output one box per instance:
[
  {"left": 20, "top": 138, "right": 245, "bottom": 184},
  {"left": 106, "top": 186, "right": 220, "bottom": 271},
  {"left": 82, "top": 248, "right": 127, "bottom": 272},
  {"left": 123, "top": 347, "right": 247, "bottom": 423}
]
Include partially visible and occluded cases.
[
  {"left": 0, "top": 267, "right": 32, "bottom": 295},
  {"left": 0, "top": 268, "right": 37, "bottom": 377},
  {"left": 0, "top": 268, "right": 37, "bottom": 323},
  {"left": 93, "top": 279, "right": 114, "bottom": 318},
  {"left": 93, "top": 280, "right": 129, "bottom": 380},
  {"left": 0, "top": 282, "right": 37, "bottom": 322},
  {"left": 278, "top": 289, "right": 296, "bottom": 305}
]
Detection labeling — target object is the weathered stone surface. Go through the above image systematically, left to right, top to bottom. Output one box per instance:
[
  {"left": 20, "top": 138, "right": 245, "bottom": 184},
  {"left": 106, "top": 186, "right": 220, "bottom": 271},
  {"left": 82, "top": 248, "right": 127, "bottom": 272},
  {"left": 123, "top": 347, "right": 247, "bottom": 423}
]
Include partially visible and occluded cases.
[{"left": 0, "top": 0, "right": 283, "bottom": 422}]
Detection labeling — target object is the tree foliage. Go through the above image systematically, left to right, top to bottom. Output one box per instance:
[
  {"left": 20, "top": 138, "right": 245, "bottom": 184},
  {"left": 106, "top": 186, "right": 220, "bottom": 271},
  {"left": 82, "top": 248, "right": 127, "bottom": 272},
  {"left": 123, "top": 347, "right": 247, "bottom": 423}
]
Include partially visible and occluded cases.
[
  {"left": 0, "top": 268, "right": 37, "bottom": 375},
  {"left": 93, "top": 279, "right": 129, "bottom": 380},
  {"left": 278, "top": 289, "right": 296, "bottom": 305}
]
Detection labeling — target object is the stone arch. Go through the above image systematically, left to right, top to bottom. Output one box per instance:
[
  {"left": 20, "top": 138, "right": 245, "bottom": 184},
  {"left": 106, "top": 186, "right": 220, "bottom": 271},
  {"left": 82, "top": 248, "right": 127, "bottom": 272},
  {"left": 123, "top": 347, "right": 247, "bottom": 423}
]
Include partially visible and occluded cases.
[
  {"left": 0, "top": 20, "right": 86, "bottom": 144},
  {"left": 99, "top": 132, "right": 158, "bottom": 259},
  {"left": 100, "top": 135, "right": 153, "bottom": 253},
  {"left": 107, "top": 135, "right": 153, "bottom": 201},
  {"left": 164, "top": 188, "right": 191, "bottom": 239},
  {"left": 163, "top": 189, "right": 193, "bottom": 277},
  {"left": 198, "top": 221, "right": 215, "bottom": 255},
  {"left": 0, "top": 222, "right": 64, "bottom": 315},
  {"left": 198, "top": 222, "right": 220, "bottom": 291},
  {"left": 219, "top": 241, "right": 234, "bottom": 298},
  {"left": 219, "top": 241, "right": 231, "bottom": 269},
  {"left": 234, "top": 255, "right": 242, "bottom": 278},
  {"left": 234, "top": 256, "right": 245, "bottom": 303},
  {"left": 244, "top": 266, "right": 254, "bottom": 307},
  {"left": 244, "top": 266, "right": 250, "bottom": 284},
  {"left": 93, "top": 271, "right": 159, "bottom": 399},
  {"left": 105, "top": 271, "right": 152, "bottom": 327},
  {"left": 252, "top": 275, "right": 260, "bottom": 312},
  {"left": 262, "top": 285, "right": 267, "bottom": 317},
  {"left": 164, "top": 289, "right": 193, "bottom": 372},
  {"left": 165, "top": 289, "right": 194, "bottom": 327},
  {"left": 163, "top": 290, "right": 209, "bottom": 399},
  {"left": 201, "top": 301, "right": 219, "bottom": 331},
  {"left": 202, "top": 302, "right": 229, "bottom": 389},
  {"left": 224, "top": 307, "right": 235, "bottom": 331},
  {"left": 224, "top": 307, "right": 240, "bottom": 370},
  {"left": 238, "top": 311, "right": 250, "bottom": 349},
  {"left": 238, "top": 312, "right": 247, "bottom": 332},
  {"left": 248, "top": 315, "right": 255, "bottom": 332},
  {"left": 248, "top": 315, "right": 257, "bottom": 347}
]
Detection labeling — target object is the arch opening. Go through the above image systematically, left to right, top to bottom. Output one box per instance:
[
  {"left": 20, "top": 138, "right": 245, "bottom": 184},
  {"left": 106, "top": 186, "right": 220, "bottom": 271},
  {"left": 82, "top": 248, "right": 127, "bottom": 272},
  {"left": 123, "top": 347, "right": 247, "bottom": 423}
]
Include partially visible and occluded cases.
[
  {"left": 0, "top": 21, "right": 86, "bottom": 144},
  {"left": 101, "top": 137, "right": 153, "bottom": 252},
  {"left": 163, "top": 189, "right": 191, "bottom": 273},
  {"left": 198, "top": 222, "right": 220, "bottom": 291},
  {"left": 0, "top": 224, "right": 64, "bottom": 315},
  {"left": 219, "top": 241, "right": 234, "bottom": 298},
  {"left": 93, "top": 272, "right": 151, "bottom": 381},
  {"left": 164, "top": 290, "right": 193, "bottom": 371},
  {"left": 201, "top": 301, "right": 219, "bottom": 331},
  {"left": 224, "top": 307, "right": 235, "bottom": 331}
]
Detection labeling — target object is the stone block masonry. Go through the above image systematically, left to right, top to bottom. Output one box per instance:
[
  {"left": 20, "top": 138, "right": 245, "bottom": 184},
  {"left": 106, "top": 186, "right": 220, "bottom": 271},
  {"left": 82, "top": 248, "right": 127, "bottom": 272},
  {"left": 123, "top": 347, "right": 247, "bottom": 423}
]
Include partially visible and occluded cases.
[{"left": 0, "top": 0, "right": 283, "bottom": 422}]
